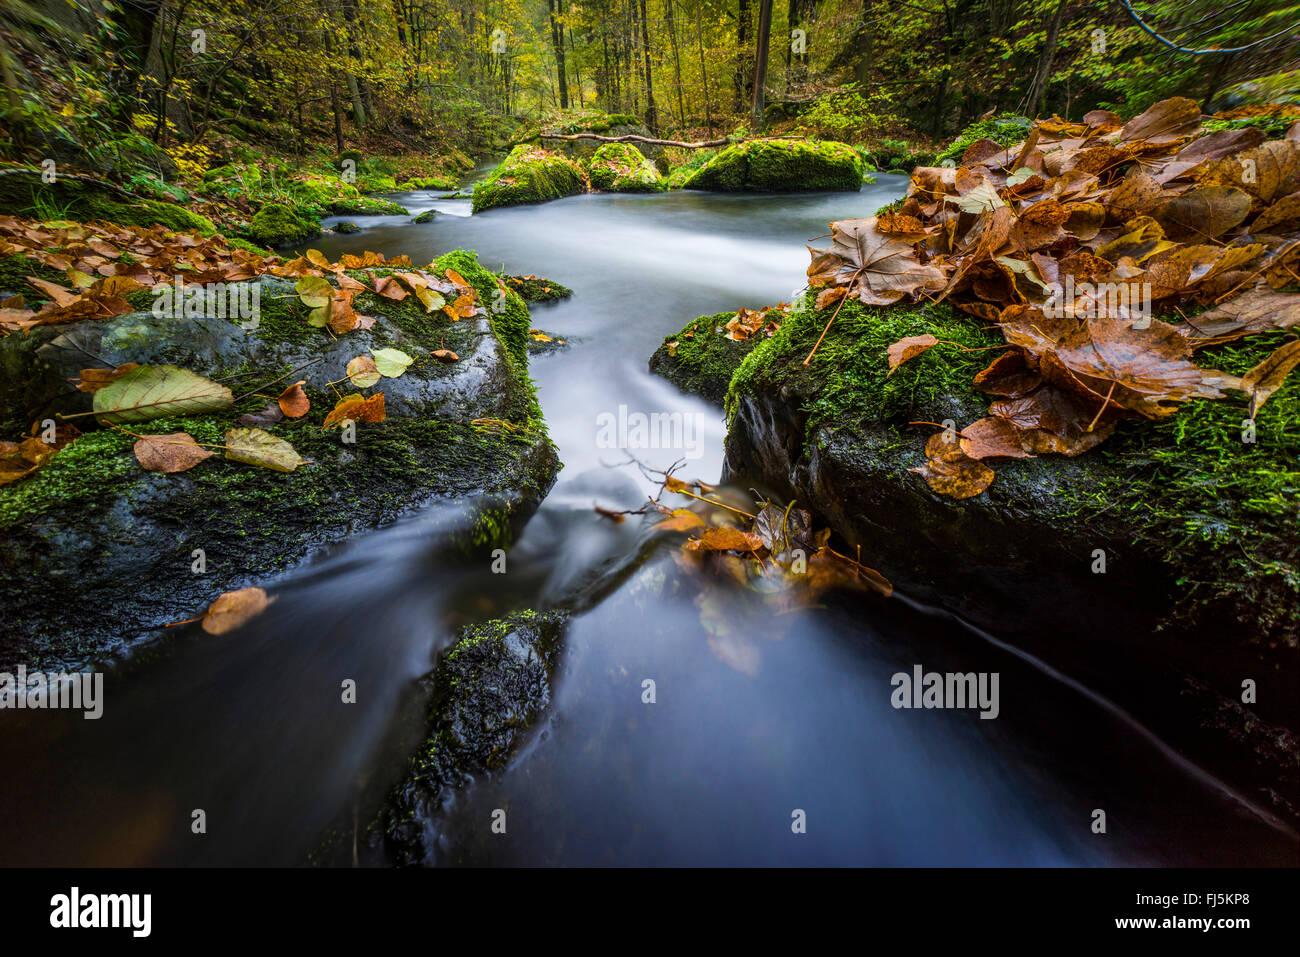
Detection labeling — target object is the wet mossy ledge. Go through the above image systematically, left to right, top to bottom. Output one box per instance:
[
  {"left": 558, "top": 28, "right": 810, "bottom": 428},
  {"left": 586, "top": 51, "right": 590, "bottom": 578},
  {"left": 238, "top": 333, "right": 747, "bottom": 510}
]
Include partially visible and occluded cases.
[
  {"left": 678, "top": 139, "right": 869, "bottom": 192},
  {"left": 471, "top": 145, "right": 586, "bottom": 213},
  {"left": 0, "top": 168, "right": 216, "bottom": 235},
  {"left": 0, "top": 249, "right": 560, "bottom": 673},
  {"left": 651, "top": 299, "right": 1300, "bottom": 817},
  {"left": 648, "top": 311, "right": 764, "bottom": 403},
  {"left": 383, "top": 609, "right": 568, "bottom": 865}
]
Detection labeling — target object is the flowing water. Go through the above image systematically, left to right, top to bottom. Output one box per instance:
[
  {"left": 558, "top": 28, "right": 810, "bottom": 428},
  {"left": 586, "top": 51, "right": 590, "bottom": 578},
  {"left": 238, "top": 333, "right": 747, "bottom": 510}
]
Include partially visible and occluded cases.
[{"left": 0, "top": 174, "right": 1294, "bottom": 866}]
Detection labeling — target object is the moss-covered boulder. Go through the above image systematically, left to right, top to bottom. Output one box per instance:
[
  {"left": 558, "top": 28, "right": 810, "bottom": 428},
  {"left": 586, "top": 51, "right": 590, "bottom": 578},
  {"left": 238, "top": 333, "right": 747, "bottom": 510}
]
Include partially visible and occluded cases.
[
  {"left": 679, "top": 138, "right": 866, "bottom": 192},
  {"left": 588, "top": 142, "right": 664, "bottom": 192},
  {"left": 472, "top": 146, "right": 586, "bottom": 213},
  {"left": 0, "top": 168, "right": 215, "bottom": 235},
  {"left": 291, "top": 172, "right": 361, "bottom": 206},
  {"left": 401, "top": 175, "right": 459, "bottom": 191},
  {"left": 325, "top": 196, "right": 409, "bottom": 216},
  {"left": 247, "top": 202, "right": 320, "bottom": 246},
  {"left": 0, "top": 251, "right": 559, "bottom": 672},
  {"left": 504, "top": 275, "right": 572, "bottom": 303},
  {"left": 695, "top": 295, "right": 1298, "bottom": 818},
  {"left": 648, "top": 311, "right": 765, "bottom": 403},
  {"left": 384, "top": 609, "right": 568, "bottom": 865}
]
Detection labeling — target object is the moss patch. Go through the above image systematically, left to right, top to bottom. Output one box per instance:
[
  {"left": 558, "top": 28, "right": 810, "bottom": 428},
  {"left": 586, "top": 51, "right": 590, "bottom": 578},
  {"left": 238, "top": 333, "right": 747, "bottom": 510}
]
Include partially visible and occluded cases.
[
  {"left": 681, "top": 139, "right": 866, "bottom": 192},
  {"left": 588, "top": 142, "right": 663, "bottom": 192},
  {"left": 471, "top": 146, "right": 585, "bottom": 213},
  {"left": 248, "top": 202, "right": 320, "bottom": 246},
  {"left": 650, "top": 311, "right": 767, "bottom": 403}
]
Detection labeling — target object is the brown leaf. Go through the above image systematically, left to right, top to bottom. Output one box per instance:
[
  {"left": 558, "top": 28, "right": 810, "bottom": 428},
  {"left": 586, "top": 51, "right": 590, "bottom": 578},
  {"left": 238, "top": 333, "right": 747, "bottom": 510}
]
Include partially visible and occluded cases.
[
  {"left": 1117, "top": 97, "right": 1202, "bottom": 145},
  {"left": 1152, "top": 186, "right": 1252, "bottom": 240},
  {"left": 886, "top": 334, "right": 939, "bottom": 373},
  {"left": 1239, "top": 339, "right": 1300, "bottom": 419},
  {"left": 75, "top": 362, "right": 140, "bottom": 393},
  {"left": 277, "top": 380, "right": 310, "bottom": 418},
  {"left": 959, "top": 417, "right": 1032, "bottom": 460},
  {"left": 133, "top": 431, "right": 215, "bottom": 473},
  {"left": 909, "top": 432, "right": 995, "bottom": 499},
  {"left": 683, "top": 525, "right": 764, "bottom": 553},
  {"left": 201, "top": 587, "right": 275, "bottom": 635}
]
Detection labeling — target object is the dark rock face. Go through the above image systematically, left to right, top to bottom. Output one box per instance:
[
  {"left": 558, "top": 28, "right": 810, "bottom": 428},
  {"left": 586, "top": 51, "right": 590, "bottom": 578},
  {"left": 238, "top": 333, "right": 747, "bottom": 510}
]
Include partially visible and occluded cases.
[
  {"left": 0, "top": 254, "right": 559, "bottom": 673},
  {"left": 648, "top": 299, "right": 1299, "bottom": 823},
  {"left": 384, "top": 610, "right": 568, "bottom": 865}
]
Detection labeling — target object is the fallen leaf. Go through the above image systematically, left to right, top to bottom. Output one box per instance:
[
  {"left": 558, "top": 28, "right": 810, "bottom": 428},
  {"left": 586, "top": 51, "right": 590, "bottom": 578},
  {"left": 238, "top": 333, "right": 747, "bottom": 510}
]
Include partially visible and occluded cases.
[
  {"left": 886, "top": 334, "right": 940, "bottom": 373},
  {"left": 277, "top": 380, "right": 309, "bottom": 418},
  {"left": 224, "top": 427, "right": 304, "bottom": 472},
  {"left": 133, "top": 431, "right": 214, "bottom": 473},
  {"left": 201, "top": 587, "right": 275, "bottom": 635}
]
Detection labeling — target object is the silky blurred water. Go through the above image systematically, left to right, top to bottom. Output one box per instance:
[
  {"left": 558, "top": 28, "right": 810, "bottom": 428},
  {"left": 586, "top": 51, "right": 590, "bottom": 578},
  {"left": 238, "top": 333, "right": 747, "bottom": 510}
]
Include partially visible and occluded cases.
[{"left": 0, "top": 174, "right": 1292, "bottom": 866}]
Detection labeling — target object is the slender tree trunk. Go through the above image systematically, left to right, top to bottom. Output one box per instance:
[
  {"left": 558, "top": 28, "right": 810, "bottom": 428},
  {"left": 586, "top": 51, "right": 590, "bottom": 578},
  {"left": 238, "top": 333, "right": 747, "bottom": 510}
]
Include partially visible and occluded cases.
[
  {"left": 549, "top": 0, "right": 570, "bottom": 108},
  {"left": 639, "top": 0, "right": 658, "bottom": 132},
  {"left": 664, "top": 0, "right": 687, "bottom": 129},
  {"left": 735, "top": 0, "right": 751, "bottom": 110},
  {"left": 751, "top": 0, "right": 773, "bottom": 130},
  {"left": 1022, "top": 0, "right": 1066, "bottom": 118},
  {"left": 694, "top": 1, "right": 712, "bottom": 131},
  {"left": 330, "top": 80, "right": 345, "bottom": 152}
]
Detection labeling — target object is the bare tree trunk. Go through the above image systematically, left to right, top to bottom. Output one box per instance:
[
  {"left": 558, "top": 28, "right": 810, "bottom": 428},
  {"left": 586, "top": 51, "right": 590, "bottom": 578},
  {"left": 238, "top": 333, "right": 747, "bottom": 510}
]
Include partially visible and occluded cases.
[
  {"left": 549, "top": 0, "right": 570, "bottom": 109},
  {"left": 639, "top": 0, "right": 657, "bottom": 132},
  {"left": 664, "top": 0, "right": 687, "bottom": 129},
  {"left": 735, "top": 0, "right": 751, "bottom": 110},
  {"left": 751, "top": 0, "right": 773, "bottom": 130},
  {"left": 1021, "top": 0, "right": 1065, "bottom": 118},
  {"left": 694, "top": 1, "right": 712, "bottom": 131}
]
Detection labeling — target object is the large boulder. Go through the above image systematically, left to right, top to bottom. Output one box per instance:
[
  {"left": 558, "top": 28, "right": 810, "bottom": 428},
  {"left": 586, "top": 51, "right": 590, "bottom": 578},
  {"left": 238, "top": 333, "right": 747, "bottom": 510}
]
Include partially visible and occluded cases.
[
  {"left": 678, "top": 138, "right": 866, "bottom": 192},
  {"left": 587, "top": 142, "right": 664, "bottom": 193},
  {"left": 472, "top": 146, "right": 586, "bottom": 213},
  {"left": 0, "top": 251, "right": 559, "bottom": 672},
  {"left": 651, "top": 297, "right": 1300, "bottom": 820}
]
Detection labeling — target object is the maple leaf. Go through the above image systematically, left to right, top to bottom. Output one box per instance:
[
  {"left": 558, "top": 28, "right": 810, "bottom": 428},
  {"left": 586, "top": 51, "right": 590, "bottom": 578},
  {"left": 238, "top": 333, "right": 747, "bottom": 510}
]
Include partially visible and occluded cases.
[{"left": 815, "top": 217, "right": 948, "bottom": 306}]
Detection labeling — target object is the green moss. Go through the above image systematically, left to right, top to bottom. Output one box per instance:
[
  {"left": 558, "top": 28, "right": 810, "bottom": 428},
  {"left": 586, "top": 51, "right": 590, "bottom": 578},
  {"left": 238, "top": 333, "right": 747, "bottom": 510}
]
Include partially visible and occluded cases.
[
  {"left": 935, "top": 115, "right": 1031, "bottom": 164},
  {"left": 681, "top": 139, "right": 866, "bottom": 192},
  {"left": 588, "top": 142, "right": 663, "bottom": 192},
  {"left": 471, "top": 145, "right": 585, "bottom": 213},
  {"left": 0, "top": 171, "right": 217, "bottom": 235},
  {"left": 291, "top": 172, "right": 360, "bottom": 205},
  {"left": 402, "top": 175, "right": 459, "bottom": 190},
  {"left": 327, "top": 197, "right": 409, "bottom": 216},
  {"left": 248, "top": 202, "right": 320, "bottom": 247},
  {"left": 223, "top": 236, "right": 274, "bottom": 257},
  {"left": 0, "top": 253, "right": 68, "bottom": 301},
  {"left": 504, "top": 275, "right": 572, "bottom": 302},
  {"left": 728, "top": 296, "right": 996, "bottom": 429},
  {"left": 650, "top": 311, "right": 767, "bottom": 403},
  {"left": 0, "top": 428, "right": 138, "bottom": 529}
]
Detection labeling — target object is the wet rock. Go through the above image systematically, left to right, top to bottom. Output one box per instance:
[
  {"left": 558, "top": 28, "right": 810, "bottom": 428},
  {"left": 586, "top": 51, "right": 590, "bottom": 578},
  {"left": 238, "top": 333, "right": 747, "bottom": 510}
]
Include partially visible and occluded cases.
[
  {"left": 678, "top": 138, "right": 866, "bottom": 192},
  {"left": 588, "top": 142, "right": 664, "bottom": 192},
  {"left": 471, "top": 146, "right": 585, "bottom": 213},
  {"left": 411, "top": 210, "right": 438, "bottom": 224},
  {"left": 0, "top": 251, "right": 559, "bottom": 672},
  {"left": 504, "top": 275, "right": 572, "bottom": 303},
  {"left": 708, "top": 295, "right": 1300, "bottom": 820},
  {"left": 648, "top": 311, "right": 764, "bottom": 404},
  {"left": 384, "top": 610, "right": 568, "bottom": 865}
]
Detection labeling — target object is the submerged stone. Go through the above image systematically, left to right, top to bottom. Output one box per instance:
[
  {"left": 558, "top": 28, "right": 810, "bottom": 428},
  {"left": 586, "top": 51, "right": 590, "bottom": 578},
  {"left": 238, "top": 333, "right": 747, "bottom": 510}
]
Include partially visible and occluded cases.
[{"left": 383, "top": 609, "right": 568, "bottom": 865}]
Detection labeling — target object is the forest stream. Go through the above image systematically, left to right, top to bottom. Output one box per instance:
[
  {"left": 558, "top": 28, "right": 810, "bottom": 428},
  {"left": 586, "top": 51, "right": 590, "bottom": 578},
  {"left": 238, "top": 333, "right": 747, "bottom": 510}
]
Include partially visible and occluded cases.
[{"left": 0, "top": 173, "right": 1294, "bottom": 867}]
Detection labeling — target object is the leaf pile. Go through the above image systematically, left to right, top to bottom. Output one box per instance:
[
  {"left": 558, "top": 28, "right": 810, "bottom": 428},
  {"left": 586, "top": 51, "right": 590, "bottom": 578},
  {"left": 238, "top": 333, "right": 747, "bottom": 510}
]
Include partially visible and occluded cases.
[
  {"left": 803, "top": 99, "right": 1300, "bottom": 498},
  {"left": 0, "top": 216, "right": 483, "bottom": 333}
]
